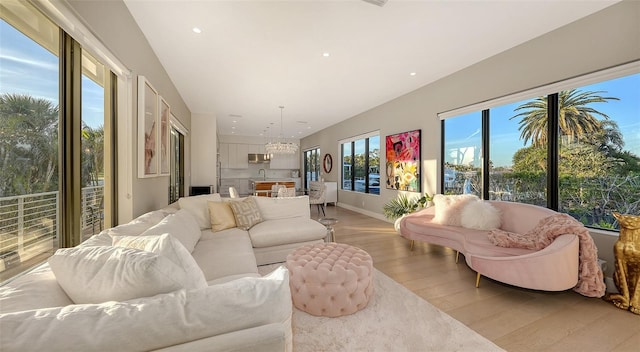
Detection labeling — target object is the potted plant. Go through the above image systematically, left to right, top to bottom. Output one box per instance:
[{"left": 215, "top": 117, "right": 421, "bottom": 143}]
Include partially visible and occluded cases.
[{"left": 383, "top": 193, "right": 433, "bottom": 232}]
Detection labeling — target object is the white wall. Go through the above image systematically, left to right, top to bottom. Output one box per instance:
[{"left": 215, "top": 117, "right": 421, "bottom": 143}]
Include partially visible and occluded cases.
[
  {"left": 67, "top": 0, "right": 192, "bottom": 219},
  {"left": 301, "top": 1, "right": 640, "bottom": 277},
  {"left": 191, "top": 113, "right": 217, "bottom": 190}
]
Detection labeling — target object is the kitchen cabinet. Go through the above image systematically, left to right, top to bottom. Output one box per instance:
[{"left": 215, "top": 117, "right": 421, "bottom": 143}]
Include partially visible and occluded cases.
[
  {"left": 219, "top": 143, "right": 229, "bottom": 169},
  {"left": 221, "top": 143, "right": 249, "bottom": 169},
  {"left": 269, "top": 153, "right": 300, "bottom": 169}
]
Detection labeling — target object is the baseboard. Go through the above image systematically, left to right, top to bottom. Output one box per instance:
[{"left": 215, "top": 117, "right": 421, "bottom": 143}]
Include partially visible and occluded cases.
[{"left": 336, "top": 202, "right": 389, "bottom": 223}]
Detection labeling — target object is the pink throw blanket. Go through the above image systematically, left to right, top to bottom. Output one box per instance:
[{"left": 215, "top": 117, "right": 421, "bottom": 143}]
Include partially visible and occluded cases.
[{"left": 488, "top": 213, "right": 605, "bottom": 297}]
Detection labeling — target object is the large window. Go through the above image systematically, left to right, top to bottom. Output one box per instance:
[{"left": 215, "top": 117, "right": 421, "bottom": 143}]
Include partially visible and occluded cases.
[
  {"left": 0, "top": 2, "right": 115, "bottom": 281},
  {"left": 441, "top": 67, "right": 640, "bottom": 231},
  {"left": 341, "top": 132, "right": 380, "bottom": 195}
]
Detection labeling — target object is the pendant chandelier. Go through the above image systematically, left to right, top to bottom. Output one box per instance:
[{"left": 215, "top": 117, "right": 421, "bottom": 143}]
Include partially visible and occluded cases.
[{"left": 265, "top": 106, "right": 299, "bottom": 155}]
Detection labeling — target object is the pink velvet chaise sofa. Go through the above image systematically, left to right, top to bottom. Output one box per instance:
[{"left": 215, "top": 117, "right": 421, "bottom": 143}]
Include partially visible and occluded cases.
[{"left": 399, "top": 201, "right": 580, "bottom": 291}]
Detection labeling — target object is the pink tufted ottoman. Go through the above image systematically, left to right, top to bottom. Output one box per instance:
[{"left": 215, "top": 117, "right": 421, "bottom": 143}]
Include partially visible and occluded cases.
[{"left": 286, "top": 243, "right": 374, "bottom": 317}]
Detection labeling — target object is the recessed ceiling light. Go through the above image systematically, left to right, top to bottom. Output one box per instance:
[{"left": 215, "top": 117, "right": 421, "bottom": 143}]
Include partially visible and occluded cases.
[
  {"left": 192, "top": 27, "right": 202, "bottom": 34},
  {"left": 322, "top": 52, "right": 330, "bottom": 57},
  {"left": 410, "top": 72, "right": 417, "bottom": 76}
]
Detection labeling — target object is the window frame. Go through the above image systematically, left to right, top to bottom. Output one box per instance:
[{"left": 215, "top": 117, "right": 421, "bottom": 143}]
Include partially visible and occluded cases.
[{"left": 339, "top": 131, "right": 380, "bottom": 195}]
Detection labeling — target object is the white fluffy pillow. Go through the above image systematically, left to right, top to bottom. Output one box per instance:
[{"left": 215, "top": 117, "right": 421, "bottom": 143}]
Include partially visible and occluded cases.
[
  {"left": 178, "top": 194, "right": 222, "bottom": 229},
  {"left": 432, "top": 194, "right": 479, "bottom": 226},
  {"left": 460, "top": 200, "right": 502, "bottom": 230},
  {"left": 137, "top": 209, "right": 201, "bottom": 253},
  {"left": 103, "top": 210, "right": 168, "bottom": 237},
  {"left": 113, "top": 233, "right": 207, "bottom": 289},
  {"left": 48, "top": 246, "right": 194, "bottom": 304}
]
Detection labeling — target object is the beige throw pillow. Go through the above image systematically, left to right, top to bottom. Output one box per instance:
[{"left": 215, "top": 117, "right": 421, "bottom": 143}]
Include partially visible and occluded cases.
[
  {"left": 228, "top": 197, "right": 263, "bottom": 230},
  {"left": 208, "top": 201, "right": 237, "bottom": 232}
]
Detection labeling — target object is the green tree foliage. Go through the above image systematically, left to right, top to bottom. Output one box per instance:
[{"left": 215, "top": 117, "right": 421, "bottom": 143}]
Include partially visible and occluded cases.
[
  {"left": 511, "top": 89, "right": 619, "bottom": 147},
  {"left": 0, "top": 93, "right": 105, "bottom": 196},
  {"left": 0, "top": 94, "right": 58, "bottom": 196}
]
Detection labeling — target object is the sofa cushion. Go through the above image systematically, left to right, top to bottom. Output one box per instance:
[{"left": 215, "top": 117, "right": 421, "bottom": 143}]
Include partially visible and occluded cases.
[
  {"left": 178, "top": 193, "right": 222, "bottom": 229},
  {"left": 432, "top": 194, "right": 479, "bottom": 227},
  {"left": 253, "top": 196, "right": 311, "bottom": 220},
  {"left": 228, "top": 197, "right": 263, "bottom": 230},
  {"left": 460, "top": 200, "right": 501, "bottom": 230},
  {"left": 208, "top": 201, "right": 237, "bottom": 232},
  {"left": 134, "top": 209, "right": 201, "bottom": 253},
  {"left": 249, "top": 218, "right": 327, "bottom": 248},
  {"left": 193, "top": 229, "right": 259, "bottom": 282},
  {"left": 113, "top": 233, "right": 207, "bottom": 289},
  {"left": 48, "top": 246, "right": 199, "bottom": 304},
  {"left": 0, "top": 263, "right": 73, "bottom": 314},
  {"left": 0, "top": 267, "right": 291, "bottom": 352}
]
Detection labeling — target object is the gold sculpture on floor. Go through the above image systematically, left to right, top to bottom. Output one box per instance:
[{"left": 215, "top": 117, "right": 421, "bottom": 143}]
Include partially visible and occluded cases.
[{"left": 605, "top": 212, "right": 640, "bottom": 315}]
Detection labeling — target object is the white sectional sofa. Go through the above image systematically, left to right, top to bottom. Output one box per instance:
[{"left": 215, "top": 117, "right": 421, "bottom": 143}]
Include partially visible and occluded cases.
[{"left": 0, "top": 194, "right": 327, "bottom": 351}]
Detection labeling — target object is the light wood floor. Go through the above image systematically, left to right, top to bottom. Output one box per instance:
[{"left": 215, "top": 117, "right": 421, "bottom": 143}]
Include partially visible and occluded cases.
[{"left": 313, "top": 205, "right": 640, "bottom": 352}]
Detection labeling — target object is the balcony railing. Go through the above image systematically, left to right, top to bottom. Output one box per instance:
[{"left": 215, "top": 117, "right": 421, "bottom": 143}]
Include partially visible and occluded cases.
[{"left": 0, "top": 186, "right": 103, "bottom": 275}]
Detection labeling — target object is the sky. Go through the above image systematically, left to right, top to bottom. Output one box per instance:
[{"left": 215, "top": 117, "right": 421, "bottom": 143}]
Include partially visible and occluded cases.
[{"left": 0, "top": 20, "right": 104, "bottom": 129}]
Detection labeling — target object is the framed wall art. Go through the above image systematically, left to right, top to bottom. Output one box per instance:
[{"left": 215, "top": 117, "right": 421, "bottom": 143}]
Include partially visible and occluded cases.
[
  {"left": 138, "top": 76, "right": 159, "bottom": 178},
  {"left": 158, "top": 96, "right": 171, "bottom": 175},
  {"left": 385, "top": 129, "right": 421, "bottom": 192}
]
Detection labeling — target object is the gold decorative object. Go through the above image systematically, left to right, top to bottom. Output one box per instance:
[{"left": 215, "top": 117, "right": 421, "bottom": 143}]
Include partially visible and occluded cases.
[{"left": 605, "top": 212, "right": 640, "bottom": 315}]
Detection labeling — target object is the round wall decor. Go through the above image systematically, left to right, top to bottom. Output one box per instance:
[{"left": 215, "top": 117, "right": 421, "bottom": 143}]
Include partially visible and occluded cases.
[{"left": 323, "top": 153, "right": 333, "bottom": 173}]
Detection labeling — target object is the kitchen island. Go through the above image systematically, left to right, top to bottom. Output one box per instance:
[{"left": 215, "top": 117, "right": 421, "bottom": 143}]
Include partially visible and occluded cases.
[{"left": 251, "top": 180, "right": 296, "bottom": 197}]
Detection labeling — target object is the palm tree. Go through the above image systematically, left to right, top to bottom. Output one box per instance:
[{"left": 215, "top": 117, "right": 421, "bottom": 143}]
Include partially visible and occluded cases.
[
  {"left": 510, "top": 89, "right": 619, "bottom": 147},
  {"left": 0, "top": 93, "right": 58, "bottom": 196}
]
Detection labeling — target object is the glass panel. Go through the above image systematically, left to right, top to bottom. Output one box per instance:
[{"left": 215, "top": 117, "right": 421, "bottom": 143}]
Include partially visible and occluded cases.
[
  {"left": 0, "top": 8, "right": 60, "bottom": 280},
  {"left": 81, "top": 50, "right": 105, "bottom": 239},
  {"left": 558, "top": 74, "right": 640, "bottom": 230},
  {"left": 490, "top": 99, "right": 547, "bottom": 206},
  {"left": 443, "top": 112, "right": 482, "bottom": 195},
  {"left": 169, "top": 127, "right": 184, "bottom": 203},
  {"left": 368, "top": 135, "right": 380, "bottom": 195},
  {"left": 354, "top": 139, "right": 366, "bottom": 193},
  {"left": 341, "top": 143, "right": 352, "bottom": 190},
  {"left": 303, "top": 148, "right": 320, "bottom": 190}
]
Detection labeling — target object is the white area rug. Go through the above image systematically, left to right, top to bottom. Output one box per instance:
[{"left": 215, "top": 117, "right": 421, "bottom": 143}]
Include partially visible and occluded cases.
[{"left": 258, "top": 265, "right": 504, "bottom": 352}]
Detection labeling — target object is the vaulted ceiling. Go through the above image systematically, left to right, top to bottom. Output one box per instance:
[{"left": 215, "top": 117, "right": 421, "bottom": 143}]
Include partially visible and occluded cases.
[{"left": 123, "top": 0, "right": 617, "bottom": 139}]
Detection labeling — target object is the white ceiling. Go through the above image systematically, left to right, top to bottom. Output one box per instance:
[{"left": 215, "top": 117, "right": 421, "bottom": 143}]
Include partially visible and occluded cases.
[{"left": 123, "top": 0, "right": 617, "bottom": 139}]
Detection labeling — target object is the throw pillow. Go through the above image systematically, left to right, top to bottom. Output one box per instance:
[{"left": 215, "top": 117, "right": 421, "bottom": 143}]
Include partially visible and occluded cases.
[
  {"left": 178, "top": 193, "right": 223, "bottom": 229},
  {"left": 432, "top": 194, "right": 479, "bottom": 227},
  {"left": 228, "top": 197, "right": 263, "bottom": 230},
  {"left": 460, "top": 200, "right": 502, "bottom": 230},
  {"left": 207, "top": 201, "right": 237, "bottom": 232},
  {"left": 135, "top": 209, "right": 202, "bottom": 253},
  {"left": 113, "top": 233, "right": 207, "bottom": 289},
  {"left": 48, "top": 246, "right": 193, "bottom": 304}
]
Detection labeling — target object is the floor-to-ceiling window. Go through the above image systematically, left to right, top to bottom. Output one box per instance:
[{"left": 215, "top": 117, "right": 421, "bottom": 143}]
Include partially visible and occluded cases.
[
  {"left": 0, "top": 1, "right": 116, "bottom": 281},
  {"left": 81, "top": 51, "right": 107, "bottom": 237},
  {"left": 441, "top": 65, "right": 639, "bottom": 231},
  {"left": 169, "top": 125, "right": 185, "bottom": 203},
  {"left": 341, "top": 132, "right": 380, "bottom": 195},
  {"left": 303, "top": 147, "right": 320, "bottom": 191}
]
